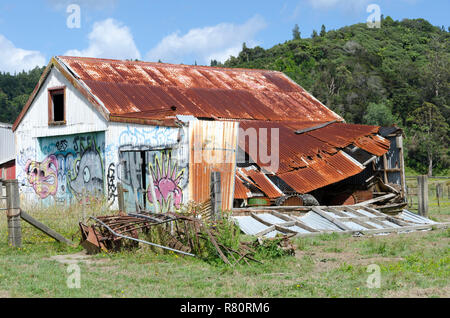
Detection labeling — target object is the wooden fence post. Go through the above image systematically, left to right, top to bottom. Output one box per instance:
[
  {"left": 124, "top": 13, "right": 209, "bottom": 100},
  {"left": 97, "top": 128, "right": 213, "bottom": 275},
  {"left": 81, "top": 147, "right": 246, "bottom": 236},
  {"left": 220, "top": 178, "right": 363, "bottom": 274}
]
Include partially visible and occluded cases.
[
  {"left": 210, "top": 172, "right": 222, "bottom": 221},
  {"left": 417, "top": 175, "right": 429, "bottom": 217},
  {"left": 5, "top": 180, "right": 21, "bottom": 248},
  {"left": 117, "top": 182, "right": 124, "bottom": 212},
  {"left": 436, "top": 183, "right": 442, "bottom": 209}
]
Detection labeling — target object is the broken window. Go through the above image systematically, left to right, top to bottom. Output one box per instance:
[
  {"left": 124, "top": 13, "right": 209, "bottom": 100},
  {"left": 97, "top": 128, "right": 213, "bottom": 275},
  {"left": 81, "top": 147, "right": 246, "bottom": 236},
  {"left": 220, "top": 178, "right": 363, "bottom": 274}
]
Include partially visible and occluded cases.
[{"left": 48, "top": 87, "right": 66, "bottom": 125}]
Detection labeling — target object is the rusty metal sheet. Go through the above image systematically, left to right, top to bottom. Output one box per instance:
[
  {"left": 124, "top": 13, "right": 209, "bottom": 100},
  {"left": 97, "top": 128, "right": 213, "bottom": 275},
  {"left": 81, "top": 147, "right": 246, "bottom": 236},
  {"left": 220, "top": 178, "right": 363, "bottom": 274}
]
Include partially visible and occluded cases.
[
  {"left": 58, "top": 56, "right": 343, "bottom": 123},
  {"left": 189, "top": 120, "right": 239, "bottom": 211},
  {"left": 277, "top": 152, "right": 364, "bottom": 194},
  {"left": 238, "top": 168, "right": 283, "bottom": 199},
  {"left": 234, "top": 176, "right": 251, "bottom": 199}
]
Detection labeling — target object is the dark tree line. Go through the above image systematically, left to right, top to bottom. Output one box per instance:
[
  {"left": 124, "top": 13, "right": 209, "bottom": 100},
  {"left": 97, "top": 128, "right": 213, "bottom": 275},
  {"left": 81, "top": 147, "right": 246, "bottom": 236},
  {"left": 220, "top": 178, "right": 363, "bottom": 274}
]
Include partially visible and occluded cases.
[{"left": 0, "top": 66, "right": 45, "bottom": 124}]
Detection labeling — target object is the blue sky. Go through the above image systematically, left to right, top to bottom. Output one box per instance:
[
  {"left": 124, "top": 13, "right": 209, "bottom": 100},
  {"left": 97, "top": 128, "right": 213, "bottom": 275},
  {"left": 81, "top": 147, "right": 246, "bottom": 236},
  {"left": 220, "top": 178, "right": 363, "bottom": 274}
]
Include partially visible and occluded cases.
[{"left": 0, "top": 0, "right": 448, "bottom": 73}]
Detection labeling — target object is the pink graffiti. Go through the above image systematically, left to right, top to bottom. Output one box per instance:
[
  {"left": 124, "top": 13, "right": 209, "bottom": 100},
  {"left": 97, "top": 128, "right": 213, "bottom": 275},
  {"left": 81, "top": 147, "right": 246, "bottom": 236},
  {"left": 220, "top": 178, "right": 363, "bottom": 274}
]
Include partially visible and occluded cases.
[
  {"left": 147, "top": 154, "right": 184, "bottom": 210},
  {"left": 25, "top": 155, "right": 58, "bottom": 199}
]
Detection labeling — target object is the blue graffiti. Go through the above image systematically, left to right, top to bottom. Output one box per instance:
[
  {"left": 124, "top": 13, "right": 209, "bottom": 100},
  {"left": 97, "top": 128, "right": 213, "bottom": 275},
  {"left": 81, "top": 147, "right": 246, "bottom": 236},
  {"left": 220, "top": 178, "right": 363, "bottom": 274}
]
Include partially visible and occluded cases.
[{"left": 118, "top": 126, "right": 178, "bottom": 148}]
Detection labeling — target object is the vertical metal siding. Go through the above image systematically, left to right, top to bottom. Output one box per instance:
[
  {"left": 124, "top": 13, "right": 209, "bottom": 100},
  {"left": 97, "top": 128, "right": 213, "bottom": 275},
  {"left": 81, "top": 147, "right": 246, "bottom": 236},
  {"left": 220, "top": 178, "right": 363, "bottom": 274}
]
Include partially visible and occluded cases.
[
  {"left": 189, "top": 120, "right": 239, "bottom": 211},
  {"left": 0, "top": 123, "right": 15, "bottom": 165}
]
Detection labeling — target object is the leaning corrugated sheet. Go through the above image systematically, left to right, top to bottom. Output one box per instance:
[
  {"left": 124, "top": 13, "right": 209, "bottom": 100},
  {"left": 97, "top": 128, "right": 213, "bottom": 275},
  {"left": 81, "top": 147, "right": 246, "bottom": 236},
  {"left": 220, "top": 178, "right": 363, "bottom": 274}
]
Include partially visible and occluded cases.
[
  {"left": 189, "top": 120, "right": 239, "bottom": 211},
  {"left": 237, "top": 121, "right": 390, "bottom": 197},
  {"left": 232, "top": 206, "right": 448, "bottom": 238}
]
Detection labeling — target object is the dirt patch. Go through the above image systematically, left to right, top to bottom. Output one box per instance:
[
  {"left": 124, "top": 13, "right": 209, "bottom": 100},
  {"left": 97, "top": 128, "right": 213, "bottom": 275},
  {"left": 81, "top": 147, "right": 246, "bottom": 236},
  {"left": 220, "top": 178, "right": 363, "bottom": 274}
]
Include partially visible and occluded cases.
[
  {"left": 296, "top": 250, "right": 404, "bottom": 273},
  {"left": 45, "top": 252, "right": 109, "bottom": 266},
  {"left": 386, "top": 287, "right": 450, "bottom": 298},
  {"left": 0, "top": 290, "right": 10, "bottom": 298}
]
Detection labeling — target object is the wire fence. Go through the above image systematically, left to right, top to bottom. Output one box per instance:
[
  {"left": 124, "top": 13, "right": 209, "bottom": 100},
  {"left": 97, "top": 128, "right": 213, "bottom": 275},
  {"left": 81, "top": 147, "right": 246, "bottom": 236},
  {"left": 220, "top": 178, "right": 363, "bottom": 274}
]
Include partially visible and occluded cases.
[{"left": 406, "top": 177, "right": 450, "bottom": 212}]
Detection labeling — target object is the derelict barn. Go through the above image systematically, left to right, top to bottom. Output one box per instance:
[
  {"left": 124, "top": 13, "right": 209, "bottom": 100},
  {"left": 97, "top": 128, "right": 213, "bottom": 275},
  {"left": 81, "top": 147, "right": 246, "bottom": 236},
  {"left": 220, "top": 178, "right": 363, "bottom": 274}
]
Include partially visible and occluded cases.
[{"left": 12, "top": 56, "right": 406, "bottom": 215}]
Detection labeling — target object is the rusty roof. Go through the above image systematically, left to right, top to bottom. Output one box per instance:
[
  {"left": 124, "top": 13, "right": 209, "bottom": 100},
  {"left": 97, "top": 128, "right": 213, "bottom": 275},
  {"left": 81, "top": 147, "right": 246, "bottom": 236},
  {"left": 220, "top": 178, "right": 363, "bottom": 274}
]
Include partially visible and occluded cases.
[
  {"left": 56, "top": 56, "right": 343, "bottom": 123},
  {"left": 236, "top": 120, "right": 390, "bottom": 197}
]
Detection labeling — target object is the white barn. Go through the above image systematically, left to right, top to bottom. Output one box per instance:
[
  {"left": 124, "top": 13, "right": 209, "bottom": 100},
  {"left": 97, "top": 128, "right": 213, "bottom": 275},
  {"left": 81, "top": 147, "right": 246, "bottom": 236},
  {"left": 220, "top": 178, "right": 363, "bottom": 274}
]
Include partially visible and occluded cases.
[{"left": 13, "top": 56, "right": 399, "bottom": 212}]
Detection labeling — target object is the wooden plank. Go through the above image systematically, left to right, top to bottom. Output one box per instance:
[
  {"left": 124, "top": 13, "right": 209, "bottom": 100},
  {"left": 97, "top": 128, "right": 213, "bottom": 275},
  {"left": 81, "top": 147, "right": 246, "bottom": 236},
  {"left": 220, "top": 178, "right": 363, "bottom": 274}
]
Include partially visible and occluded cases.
[
  {"left": 383, "top": 154, "right": 389, "bottom": 183},
  {"left": 354, "top": 193, "right": 396, "bottom": 206},
  {"left": 340, "top": 206, "right": 367, "bottom": 217},
  {"left": 360, "top": 206, "right": 389, "bottom": 217},
  {"left": 311, "top": 207, "right": 352, "bottom": 231},
  {"left": 326, "top": 207, "right": 348, "bottom": 217},
  {"left": 20, "top": 210, "right": 73, "bottom": 245},
  {"left": 268, "top": 211, "right": 318, "bottom": 232},
  {"left": 270, "top": 211, "right": 295, "bottom": 222},
  {"left": 250, "top": 212, "right": 275, "bottom": 227},
  {"left": 336, "top": 216, "right": 386, "bottom": 222},
  {"left": 351, "top": 219, "right": 377, "bottom": 230},
  {"left": 293, "top": 221, "right": 319, "bottom": 233},
  {"left": 294, "top": 222, "right": 450, "bottom": 237},
  {"left": 275, "top": 225, "right": 299, "bottom": 235},
  {"left": 203, "top": 226, "right": 232, "bottom": 266},
  {"left": 255, "top": 226, "right": 276, "bottom": 237}
]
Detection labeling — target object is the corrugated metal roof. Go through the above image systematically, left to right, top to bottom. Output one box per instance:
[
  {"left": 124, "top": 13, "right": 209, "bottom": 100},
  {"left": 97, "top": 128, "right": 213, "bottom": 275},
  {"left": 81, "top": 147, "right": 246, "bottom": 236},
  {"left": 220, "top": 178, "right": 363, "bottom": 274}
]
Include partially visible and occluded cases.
[
  {"left": 57, "top": 56, "right": 343, "bottom": 123},
  {"left": 237, "top": 121, "right": 389, "bottom": 196},
  {"left": 237, "top": 168, "right": 283, "bottom": 199},
  {"left": 234, "top": 176, "right": 252, "bottom": 199},
  {"left": 232, "top": 207, "right": 447, "bottom": 238}
]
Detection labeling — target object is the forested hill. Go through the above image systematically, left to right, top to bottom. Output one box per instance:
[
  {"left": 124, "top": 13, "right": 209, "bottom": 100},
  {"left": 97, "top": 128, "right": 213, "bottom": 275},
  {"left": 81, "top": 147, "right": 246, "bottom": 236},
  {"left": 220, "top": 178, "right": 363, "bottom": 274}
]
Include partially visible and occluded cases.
[
  {"left": 216, "top": 17, "right": 449, "bottom": 174},
  {"left": 218, "top": 17, "right": 449, "bottom": 127},
  {"left": 0, "top": 66, "right": 45, "bottom": 124}
]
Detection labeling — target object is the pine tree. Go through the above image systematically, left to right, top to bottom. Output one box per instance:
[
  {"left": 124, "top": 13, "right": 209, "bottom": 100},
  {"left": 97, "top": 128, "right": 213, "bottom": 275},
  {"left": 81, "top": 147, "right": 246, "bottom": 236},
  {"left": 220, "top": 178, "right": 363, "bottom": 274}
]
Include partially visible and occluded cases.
[
  {"left": 292, "top": 24, "right": 301, "bottom": 40},
  {"left": 320, "top": 24, "right": 326, "bottom": 37},
  {"left": 311, "top": 30, "right": 318, "bottom": 38}
]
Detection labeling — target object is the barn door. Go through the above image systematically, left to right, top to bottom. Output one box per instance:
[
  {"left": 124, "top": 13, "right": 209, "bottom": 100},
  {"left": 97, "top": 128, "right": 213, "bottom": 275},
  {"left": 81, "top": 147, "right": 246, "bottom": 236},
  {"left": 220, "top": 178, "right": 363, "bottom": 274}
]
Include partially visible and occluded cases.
[
  {"left": 145, "top": 149, "right": 183, "bottom": 213},
  {"left": 120, "top": 151, "right": 146, "bottom": 213}
]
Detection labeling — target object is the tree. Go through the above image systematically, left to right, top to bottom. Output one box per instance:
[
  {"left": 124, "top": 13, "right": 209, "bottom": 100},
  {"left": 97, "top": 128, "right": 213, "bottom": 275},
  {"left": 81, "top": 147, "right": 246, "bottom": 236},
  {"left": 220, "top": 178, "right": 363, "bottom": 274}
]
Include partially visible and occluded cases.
[
  {"left": 292, "top": 24, "right": 301, "bottom": 40},
  {"left": 320, "top": 24, "right": 326, "bottom": 37},
  {"left": 311, "top": 30, "right": 318, "bottom": 38},
  {"left": 363, "top": 102, "right": 399, "bottom": 127},
  {"left": 407, "top": 102, "right": 449, "bottom": 177}
]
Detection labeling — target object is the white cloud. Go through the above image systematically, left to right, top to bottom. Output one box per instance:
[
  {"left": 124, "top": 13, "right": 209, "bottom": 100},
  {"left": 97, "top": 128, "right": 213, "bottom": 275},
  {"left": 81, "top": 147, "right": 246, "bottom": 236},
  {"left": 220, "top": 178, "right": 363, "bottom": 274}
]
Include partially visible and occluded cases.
[
  {"left": 307, "top": 0, "right": 369, "bottom": 11},
  {"left": 146, "top": 15, "right": 267, "bottom": 64},
  {"left": 65, "top": 18, "right": 141, "bottom": 60},
  {"left": 0, "top": 34, "right": 46, "bottom": 73}
]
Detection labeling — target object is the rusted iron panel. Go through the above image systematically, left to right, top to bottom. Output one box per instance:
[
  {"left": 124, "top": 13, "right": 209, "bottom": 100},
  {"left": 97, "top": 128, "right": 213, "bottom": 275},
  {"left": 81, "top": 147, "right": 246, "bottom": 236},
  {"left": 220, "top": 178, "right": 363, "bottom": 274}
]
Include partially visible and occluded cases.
[
  {"left": 57, "top": 57, "right": 343, "bottom": 123},
  {"left": 189, "top": 120, "right": 239, "bottom": 211},
  {"left": 354, "top": 135, "right": 390, "bottom": 157},
  {"left": 276, "top": 151, "right": 364, "bottom": 194},
  {"left": 239, "top": 168, "right": 283, "bottom": 199},
  {"left": 234, "top": 176, "right": 251, "bottom": 199}
]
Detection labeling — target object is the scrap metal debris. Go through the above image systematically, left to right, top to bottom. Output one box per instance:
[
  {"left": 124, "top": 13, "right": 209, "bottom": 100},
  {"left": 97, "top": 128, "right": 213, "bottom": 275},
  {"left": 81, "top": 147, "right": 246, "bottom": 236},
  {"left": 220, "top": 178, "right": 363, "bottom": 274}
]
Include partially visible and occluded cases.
[{"left": 79, "top": 211, "right": 261, "bottom": 266}]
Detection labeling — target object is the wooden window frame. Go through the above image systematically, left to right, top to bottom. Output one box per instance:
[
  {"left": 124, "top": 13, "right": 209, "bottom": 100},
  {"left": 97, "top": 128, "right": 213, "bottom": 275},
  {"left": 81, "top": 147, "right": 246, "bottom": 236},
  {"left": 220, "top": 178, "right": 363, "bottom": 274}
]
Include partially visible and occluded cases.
[{"left": 48, "top": 86, "right": 66, "bottom": 126}]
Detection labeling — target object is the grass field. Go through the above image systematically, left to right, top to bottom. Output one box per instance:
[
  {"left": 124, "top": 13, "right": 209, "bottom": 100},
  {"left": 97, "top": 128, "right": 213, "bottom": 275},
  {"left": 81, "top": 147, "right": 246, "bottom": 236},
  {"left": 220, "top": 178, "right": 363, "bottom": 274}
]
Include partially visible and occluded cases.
[{"left": 0, "top": 202, "right": 448, "bottom": 298}]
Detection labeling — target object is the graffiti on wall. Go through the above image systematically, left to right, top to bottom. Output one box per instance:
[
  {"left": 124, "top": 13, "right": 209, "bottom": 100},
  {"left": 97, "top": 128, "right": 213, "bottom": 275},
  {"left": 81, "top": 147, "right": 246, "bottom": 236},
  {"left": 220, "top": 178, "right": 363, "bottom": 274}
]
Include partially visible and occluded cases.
[
  {"left": 118, "top": 126, "right": 179, "bottom": 148},
  {"left": 20, "top": 132, "right": 105, "bottom": 204},
  {"left": 68, "top": 138, "right": 104, "bottom": 200},
  {"left": 146, "top": 151, "right": 185, "bottom": 212},
  {"left": 25, "top": 155, "right": 58, "bottom": 199},
  {"left": 107, "top": 163, "right": 117, "bottom": 202}
]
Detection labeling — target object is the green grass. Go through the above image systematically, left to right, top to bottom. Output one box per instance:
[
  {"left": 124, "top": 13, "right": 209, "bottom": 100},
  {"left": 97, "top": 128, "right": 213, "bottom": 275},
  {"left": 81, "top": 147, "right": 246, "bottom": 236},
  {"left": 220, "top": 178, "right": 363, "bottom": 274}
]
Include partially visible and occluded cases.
[{"left": 0, "top": 204, "right": 449, "bottom": 298}]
